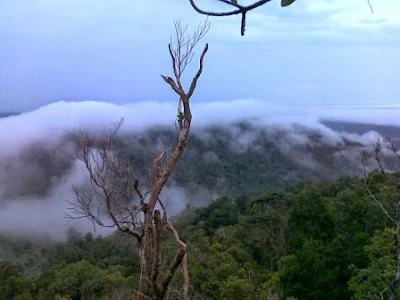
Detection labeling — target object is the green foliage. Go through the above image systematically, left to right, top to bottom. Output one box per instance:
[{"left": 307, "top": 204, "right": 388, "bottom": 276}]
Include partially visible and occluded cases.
[
  {"left": 281, "top": 0, "right": 296, "bottom": 7},
  {"left": 115, "top": 123, "right": 376, "bottom": 198},
  {"left": 2, "top": 173, "right": 400, "bottom": 299},
  {"left": 288, "top": 187, "right": 335, "bottom": 246},
  {"left": 198, "top": 197, "right": 240, "bottom": 233},
  {"left": 349, "top": 228, "right": 400, "bottom": 299},
  {"left": 279, "top": 239, "right": 344, "bottom": 299},
  {"left": 0, "top": 262, "right": 33, "bottom": 300},
  {"left": 220, "top": 276, "right": 252, "bottom": 300}
]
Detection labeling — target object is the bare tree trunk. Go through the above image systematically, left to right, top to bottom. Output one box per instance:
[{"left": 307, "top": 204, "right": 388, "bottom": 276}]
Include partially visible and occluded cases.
[{"left": 68, "top": 20, "right": 210, "bottom": 300}]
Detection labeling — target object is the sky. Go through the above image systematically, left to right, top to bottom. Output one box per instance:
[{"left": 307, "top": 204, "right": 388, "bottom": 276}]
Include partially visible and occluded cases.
[
  {"left": 0, "top": 0, "right": 399, "bottom": 111},
  {"left": 1, "top": 0, "right": 400, "bottom": 237}
]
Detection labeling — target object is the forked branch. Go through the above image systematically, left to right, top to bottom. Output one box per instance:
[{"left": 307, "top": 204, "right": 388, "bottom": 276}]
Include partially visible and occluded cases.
[
  {"left": 188, "top": 0, "right": 272, "bottom": 36},
  {"left": 162, "top": 20, "right": 210, "bottom": 130}
]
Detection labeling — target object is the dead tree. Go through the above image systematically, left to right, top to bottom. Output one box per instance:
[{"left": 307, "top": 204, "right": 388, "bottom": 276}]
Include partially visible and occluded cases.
[
  {"left": 67, "top": 20, "right": 210, "bottom": 300},
  {"left": 373, "top": 138, "right": 386, "bottom": 173},
  {"left": 382, "top": 138, "right": 400, "bottom": 299},
  {"left": 361, "top": 139, "right": 400, "bottom": 299},
  {"left": 362, "top": 173, "right": 400, "bottom": 299}
]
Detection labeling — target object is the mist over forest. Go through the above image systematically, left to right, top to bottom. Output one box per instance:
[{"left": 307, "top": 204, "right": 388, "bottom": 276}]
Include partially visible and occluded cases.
[
  {"left": 1, "top": 100, "right": 400, "bottom": 239},
  {"left": 2, "top": 101, "right": 400, "bottom": 299}
]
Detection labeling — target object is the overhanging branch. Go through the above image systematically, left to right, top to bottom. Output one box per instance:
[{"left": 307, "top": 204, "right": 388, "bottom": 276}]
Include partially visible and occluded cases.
[
  {"left": 188, "top": 0, "right": 273, "bottom": 36},
  {"left": 188, "top": 0, "right": 375, "bottom": 36}
]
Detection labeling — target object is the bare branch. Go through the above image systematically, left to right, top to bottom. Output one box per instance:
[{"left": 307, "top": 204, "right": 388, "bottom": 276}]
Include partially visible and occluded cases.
[
  {"left": 188, "top": 0, "right": 272, "bottom": 35},
  {"left": 188, "top": 0, "right": 374, "bottom": 35},
  {"left": 367, "top": 0, "right": 374, "bottom": 14},
  {"left": 162, "top": 19, "right": 210, "bottom": 122},
  {"left": 168, "top": 20, "right": 209, "bottom": 80},
  {"left": 188, "top": 43, "right": 209, "bottom": 99},
  {"left": 161, "top": 75, "right": 183, "bottom": 96},
  {"left": 385, "top": 137, "right": 400, "bottom": 161},
  {"left": 373, "top": 138, "right": 386, "bottom": 173},
  {"left": 359, "top": 151, "right": 394, "bottom": 222},
  {"left": 363, "top": 175, "right": 395, "bottom": 223},
  {"left": 160, "top": 220, "right": 189, "bottom": 298}
]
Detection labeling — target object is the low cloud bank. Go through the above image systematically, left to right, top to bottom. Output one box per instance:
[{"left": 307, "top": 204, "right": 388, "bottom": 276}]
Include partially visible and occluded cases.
[{"left": 1, "top": 99, "right": 400, "bottom": 239}]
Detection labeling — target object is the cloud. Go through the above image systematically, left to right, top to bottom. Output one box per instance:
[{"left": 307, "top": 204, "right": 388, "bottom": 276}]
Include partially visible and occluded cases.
[
  {"left": 3, "top": 98, "right": 400, "bottom": 154},
  {"left": 2, "top": 99, "right": 400, "bottom": 239},
  {"left": 0, "top": 159, "right": 112, "bottom": 238}
]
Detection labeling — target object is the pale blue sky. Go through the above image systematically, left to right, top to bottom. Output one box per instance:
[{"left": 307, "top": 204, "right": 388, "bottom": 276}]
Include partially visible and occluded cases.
[{"left": 0, "top": 0, "right": 399, "bottom": 111}]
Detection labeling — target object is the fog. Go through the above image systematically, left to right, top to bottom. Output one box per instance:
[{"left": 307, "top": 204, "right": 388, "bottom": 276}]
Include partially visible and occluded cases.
[{"left": 1, "top": 99, "right": 400, "bottom": 239}]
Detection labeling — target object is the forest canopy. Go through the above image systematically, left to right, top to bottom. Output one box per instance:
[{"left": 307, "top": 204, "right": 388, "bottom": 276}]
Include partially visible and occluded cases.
[{"left": 1, "top": 172, "right": 400, "bottom": 299}]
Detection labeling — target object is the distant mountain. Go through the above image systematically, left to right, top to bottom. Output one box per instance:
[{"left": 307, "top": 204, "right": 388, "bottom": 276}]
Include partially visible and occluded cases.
[
  {"left": 0, "top": 112, "right": 20, "bottom": 118},
  {"left": 2, "top": 119, "right": 400, "bottom": 241},
  {"left": 2, "top": 120, "right": 400, "bottom": 203},
  {"left": 112, "top": 120, "right": 400, "bottom": 197},
  {"left": 323, "top": 120, "right": 400, "bottom": 139}
]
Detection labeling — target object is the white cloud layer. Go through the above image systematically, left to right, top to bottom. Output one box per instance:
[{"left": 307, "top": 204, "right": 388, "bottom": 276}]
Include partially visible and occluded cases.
[{"left": 1, "top": 99, "right": 400, "bottom": 239}]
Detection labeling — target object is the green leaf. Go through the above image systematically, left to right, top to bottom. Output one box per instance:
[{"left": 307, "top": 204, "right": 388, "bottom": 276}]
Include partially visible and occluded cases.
[{"left": 281, "top": 0, "right": 296, "bottom": 7}]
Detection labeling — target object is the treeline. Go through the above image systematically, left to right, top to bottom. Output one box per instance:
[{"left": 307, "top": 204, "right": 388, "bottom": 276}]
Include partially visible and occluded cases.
[
  {"left": 8, "top": 122, "right": 400, "bottom": 202},
  {"left": 114, "top": 123, "right": 399, "bottom": 196},
  {"left": 1, "top": 172, "right": 400, "bottom": 299}
]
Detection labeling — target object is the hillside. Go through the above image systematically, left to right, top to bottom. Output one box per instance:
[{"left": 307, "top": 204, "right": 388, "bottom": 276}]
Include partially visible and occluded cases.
[
  {"left": 2, "top": 119, "right": 400, "bottom": 299},
  {"left": 2, "top": 120, "right": 400, "bottom": 208},
  {"left": 94, "top": 120, "right": 400, "bottom": 197},
  {"left": 1, "top": 172, "right": 400, "bottom": 299}
]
